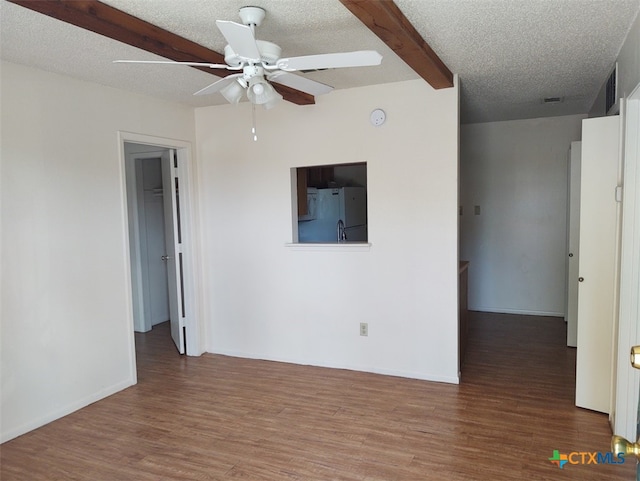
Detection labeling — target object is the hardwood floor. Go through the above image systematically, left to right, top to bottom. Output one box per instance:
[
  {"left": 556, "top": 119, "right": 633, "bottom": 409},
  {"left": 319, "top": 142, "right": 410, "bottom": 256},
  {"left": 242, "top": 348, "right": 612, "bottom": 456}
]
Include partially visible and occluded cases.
[{"left": 1, "top": 312, "right": 634, "bottom": 480}]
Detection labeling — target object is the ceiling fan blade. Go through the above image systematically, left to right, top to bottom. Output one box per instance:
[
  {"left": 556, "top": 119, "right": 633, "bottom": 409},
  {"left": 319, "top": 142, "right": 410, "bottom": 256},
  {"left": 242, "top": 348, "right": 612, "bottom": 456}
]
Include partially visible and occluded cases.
[
  {"left": 216, "top": 20, "right": 261, "bottom": 62},
  {"left": 275, "top": 50, "right": 382, "bottom": 72},
  {"left": 114, "top": 60, "right": 237, "bottom": 69},
  {"left": 267, "top": 72, "right": 333, "bottom": 96},
  {"left": 194, "top": 73, "right": 243, "bottom": 96}
]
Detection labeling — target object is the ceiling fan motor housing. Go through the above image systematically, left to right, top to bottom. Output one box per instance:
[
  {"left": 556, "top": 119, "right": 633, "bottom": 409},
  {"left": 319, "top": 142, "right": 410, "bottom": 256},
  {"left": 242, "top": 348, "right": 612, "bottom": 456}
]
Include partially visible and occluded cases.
[
  {"left": 224, "top": 40, "right": 281, "bottom": 67},
  {"left": 242, "top": 65, "right": 264, "bottom": 82}
]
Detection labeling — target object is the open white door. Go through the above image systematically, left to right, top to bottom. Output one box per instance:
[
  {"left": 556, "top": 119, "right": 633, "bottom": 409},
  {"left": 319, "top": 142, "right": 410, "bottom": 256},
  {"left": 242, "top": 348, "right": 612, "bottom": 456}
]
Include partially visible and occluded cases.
[
  {"left": 613, "top": 83, "right": 640, "bottom": 440},
  {"left": 575, "top": 116, "right": 620, "bottom": 414},
  {"left": 566, "top": 142, "right": 581, "bottom": 348},
  {"left": 161, "top": 149, "right": 185, "bottom": 354}
]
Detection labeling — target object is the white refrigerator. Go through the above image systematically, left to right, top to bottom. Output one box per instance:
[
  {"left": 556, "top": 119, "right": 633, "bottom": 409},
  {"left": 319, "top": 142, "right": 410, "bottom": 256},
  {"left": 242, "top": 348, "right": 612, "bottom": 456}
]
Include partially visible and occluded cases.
[{"left": 298, "top": 187, "right": 367, "bottom": 243}]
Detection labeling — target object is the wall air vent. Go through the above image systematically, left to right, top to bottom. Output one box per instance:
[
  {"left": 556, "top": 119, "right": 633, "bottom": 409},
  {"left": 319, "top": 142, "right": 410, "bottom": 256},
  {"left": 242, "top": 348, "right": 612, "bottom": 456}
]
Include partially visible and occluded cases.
[{"left": 606, "top": 63, "right": 619, "bottom": 115}]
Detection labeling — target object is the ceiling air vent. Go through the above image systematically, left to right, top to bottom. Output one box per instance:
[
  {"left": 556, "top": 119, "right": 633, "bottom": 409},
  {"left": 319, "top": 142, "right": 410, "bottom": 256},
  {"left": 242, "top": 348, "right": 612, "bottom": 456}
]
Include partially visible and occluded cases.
[{"left": 606, "top": 63, "right": 619, "bottom": 115}]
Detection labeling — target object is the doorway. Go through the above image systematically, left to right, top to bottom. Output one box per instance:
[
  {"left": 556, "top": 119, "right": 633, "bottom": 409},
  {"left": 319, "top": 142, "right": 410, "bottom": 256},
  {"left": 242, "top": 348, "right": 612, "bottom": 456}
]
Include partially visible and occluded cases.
[
  {"left": 119, "top": 132, "right": 200, "bottom": 359},
  {"left": 125, "top": 145, "right": 172, "bottom": 333}
]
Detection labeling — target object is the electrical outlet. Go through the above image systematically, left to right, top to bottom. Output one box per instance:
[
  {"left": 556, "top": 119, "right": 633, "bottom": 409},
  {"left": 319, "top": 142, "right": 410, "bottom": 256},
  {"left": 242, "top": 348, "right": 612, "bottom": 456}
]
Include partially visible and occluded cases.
[{"left": 360, "top": 322, "right": 368, "bottom": 337}]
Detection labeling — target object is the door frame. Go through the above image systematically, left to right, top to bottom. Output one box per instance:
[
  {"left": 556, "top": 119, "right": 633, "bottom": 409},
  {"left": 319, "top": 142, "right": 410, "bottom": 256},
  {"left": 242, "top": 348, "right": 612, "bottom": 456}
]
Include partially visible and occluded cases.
[
  {"left": 613, "top": 82, "right": 640, "bottom": 440},
  {"left": 118, "top": 131, "right": 203, "bottom": 364}
]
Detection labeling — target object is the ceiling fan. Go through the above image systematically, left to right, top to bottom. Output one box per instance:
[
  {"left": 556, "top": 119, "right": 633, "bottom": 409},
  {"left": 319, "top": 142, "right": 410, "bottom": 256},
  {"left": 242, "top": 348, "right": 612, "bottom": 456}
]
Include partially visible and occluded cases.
[{"left": 115, "top": 6, "right": 383, "bottom": 109}]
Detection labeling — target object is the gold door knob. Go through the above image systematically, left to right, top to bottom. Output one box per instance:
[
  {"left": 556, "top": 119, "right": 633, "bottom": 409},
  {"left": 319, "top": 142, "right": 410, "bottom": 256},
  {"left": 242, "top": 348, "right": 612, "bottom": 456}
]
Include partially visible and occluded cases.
[
  {"left": 610, "top": 345, "right": 640, "bottom": 459},
  {"left": 631, "top": 345, "right": 640, "bottom": 369},
  {"left": 612, "top": 435, "right": 640, "bottom": 461}
]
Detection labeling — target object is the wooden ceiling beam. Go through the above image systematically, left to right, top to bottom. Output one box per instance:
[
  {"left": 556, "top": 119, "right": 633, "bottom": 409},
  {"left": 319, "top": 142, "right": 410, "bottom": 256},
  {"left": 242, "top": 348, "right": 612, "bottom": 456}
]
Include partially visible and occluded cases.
[
  {"left": 6, "top": 0, "right": 315, "bottom": 105},
  {"left": 339, "top": 0, "right": 453, "bottom": 89},
  {"left": 272, "top": 83, "right": 316, "bottom": 106}
]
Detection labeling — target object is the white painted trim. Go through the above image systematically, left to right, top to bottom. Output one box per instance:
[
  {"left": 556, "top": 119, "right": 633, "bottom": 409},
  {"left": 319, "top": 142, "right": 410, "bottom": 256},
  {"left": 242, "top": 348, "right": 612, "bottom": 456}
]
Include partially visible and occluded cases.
[
  {"left": 613, "top": 82, "right": 640, "bottom": 439},
  {"left": 609, "top": 99, "right": 626, "bottom": 424},
  {"left": 117, "top": 131, "right": 203, "bottom": 357},
  {"left": 117, "top": 133, "right": 139, "bottom": 387},
  {"left": 124, "top": 155, "right": 147, "bottom": 334},
  {"left": 290, "top": 168, "right": 300, "bottom": 243},
  {"left": 285, "top": 243, "right": 372, "bottom": 252},
  {"left": 469, "top": 307, "right": 565, "bottom": 318},
  {"left": 209, "top": 349, "right": 460, "bottom": 385},
  {"left": 0, "top": 378, "right": 134, "bottom": 443}
]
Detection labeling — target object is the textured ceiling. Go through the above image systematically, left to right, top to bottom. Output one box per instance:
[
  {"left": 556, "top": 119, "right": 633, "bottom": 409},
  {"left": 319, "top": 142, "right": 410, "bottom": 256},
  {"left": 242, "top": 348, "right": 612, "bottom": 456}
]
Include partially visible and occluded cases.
[
  {"left": 1, "top": 0, "right": 639, "bottom": 123},
  {"left": 397, "top": 0, "right": 640, "bottom": 122}
]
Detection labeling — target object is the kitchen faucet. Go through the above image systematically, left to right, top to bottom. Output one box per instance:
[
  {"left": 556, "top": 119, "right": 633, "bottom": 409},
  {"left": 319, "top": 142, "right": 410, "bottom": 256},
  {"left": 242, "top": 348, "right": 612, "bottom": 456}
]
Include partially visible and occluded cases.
[{"left": 337, "top": 219, "right": 347, "bottom": 242}]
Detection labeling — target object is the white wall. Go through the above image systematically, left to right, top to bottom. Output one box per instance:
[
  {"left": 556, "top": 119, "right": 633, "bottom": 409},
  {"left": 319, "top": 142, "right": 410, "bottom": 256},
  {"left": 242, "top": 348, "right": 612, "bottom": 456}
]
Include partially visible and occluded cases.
[
  {"left": 590, "top": 10, "right": 640, "bottom": 116},
  {"left": 0, "top": 61, "right": 196, "bottom": 442},
  {"left": 196, "top": 79, "right": 460, "bottom": 383},
  {"left": 460, "top": 115, "right": 585, "bottom": 316}
]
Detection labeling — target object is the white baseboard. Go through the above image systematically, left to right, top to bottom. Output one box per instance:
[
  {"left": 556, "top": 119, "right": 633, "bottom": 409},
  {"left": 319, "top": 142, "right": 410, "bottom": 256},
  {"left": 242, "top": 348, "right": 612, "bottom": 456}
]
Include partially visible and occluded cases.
[
  {"left": 469, "top": 306, "right": 565, "bottom": 318},
  {"left": 209, "top": 348, "right": 460, "bottom": 385}
]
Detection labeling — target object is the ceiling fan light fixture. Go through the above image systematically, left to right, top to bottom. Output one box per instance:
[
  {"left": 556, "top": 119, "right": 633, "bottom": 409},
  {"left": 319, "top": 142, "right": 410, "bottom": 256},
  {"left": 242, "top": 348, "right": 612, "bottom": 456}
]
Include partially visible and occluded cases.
[
  {"left": 247, "top": 76, "right": 279, "bottom": 106},
  {"left": 220, "top": 79, "right": 244, "bottom": 104},
  {"left": 252, "top": 83, "right": 265, "bottom": 96},
  {"left": 263, "top": 90, "right": 283, "bottom": 110}
]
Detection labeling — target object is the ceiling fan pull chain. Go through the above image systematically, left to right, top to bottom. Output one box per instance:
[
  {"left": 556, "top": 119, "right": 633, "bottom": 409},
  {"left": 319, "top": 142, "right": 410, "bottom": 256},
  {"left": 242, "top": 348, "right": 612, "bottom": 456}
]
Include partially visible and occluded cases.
[{"left": 252, "top": 103, "right": 258, "bottom": 142}]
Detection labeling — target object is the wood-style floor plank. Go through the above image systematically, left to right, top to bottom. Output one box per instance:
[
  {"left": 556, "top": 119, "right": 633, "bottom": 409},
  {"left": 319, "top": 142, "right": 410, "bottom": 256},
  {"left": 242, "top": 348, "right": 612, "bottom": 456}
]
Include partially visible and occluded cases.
[{"left": 1, "top": 312, "right": 635, "bottom": 480}]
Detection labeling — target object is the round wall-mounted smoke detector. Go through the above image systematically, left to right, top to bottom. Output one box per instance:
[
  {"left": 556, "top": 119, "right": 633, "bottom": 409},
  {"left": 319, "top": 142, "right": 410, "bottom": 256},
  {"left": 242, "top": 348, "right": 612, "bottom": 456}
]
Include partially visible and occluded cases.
[{"left": 370, "top": 108, "right": 386, "bottom": 126}]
